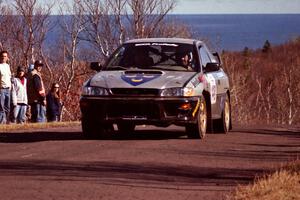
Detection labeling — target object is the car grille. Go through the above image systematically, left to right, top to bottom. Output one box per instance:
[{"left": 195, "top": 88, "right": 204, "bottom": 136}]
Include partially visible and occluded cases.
[
  {"left": 110, "top": 88, "right": 160, "bottom": 96},
  {"left": 107, "top": 101, "right": 161, "bottom": 119}
]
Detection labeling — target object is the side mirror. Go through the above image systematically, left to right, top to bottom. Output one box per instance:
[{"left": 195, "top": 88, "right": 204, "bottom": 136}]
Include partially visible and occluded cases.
[
  {"left": 212, "top": 52, "right": 222, "bottom": 65},
  {"left": 90, "top": 62, "right": 103, "bottom": 72},
  {"left": 205, "top": 62, "right": 220, "bottom": 73}
]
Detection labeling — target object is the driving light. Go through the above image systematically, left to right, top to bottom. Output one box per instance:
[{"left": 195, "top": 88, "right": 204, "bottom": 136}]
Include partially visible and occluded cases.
[
  {"left": 82, "top": 86, "right": 109, "bottom": 96},
  {"left": 160, "top": 87, "right": 195, "bottom": 97},
  {"left": 183, "top": 87, "right": 194, "bottom": 96},
  {"left": 160, "top": 88, "right": 182, "bottom": 96},
  {"left": 179, "top": 103, "right": 192, "bottom": 110}
]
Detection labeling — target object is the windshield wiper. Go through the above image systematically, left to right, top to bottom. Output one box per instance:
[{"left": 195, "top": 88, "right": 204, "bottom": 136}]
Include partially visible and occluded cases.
[
  {"left": 106, "top": 66, "right": 128, "bottom": 70},
  {"left": 149, "top": 66, "right": 180, "bottom": 71}
]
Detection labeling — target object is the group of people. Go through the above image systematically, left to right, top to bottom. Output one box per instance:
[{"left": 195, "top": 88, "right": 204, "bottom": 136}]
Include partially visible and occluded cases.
[{"left": 0, "top": 50, "right": 62, "bottom": 124}]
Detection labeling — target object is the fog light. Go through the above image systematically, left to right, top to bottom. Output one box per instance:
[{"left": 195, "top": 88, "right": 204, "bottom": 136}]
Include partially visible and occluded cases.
[
  {"left": 80, "top": 101, "right": 89, "bottom": 108},
  {"left": 179, "top": 103, "right": 191, "bottom": 110}
]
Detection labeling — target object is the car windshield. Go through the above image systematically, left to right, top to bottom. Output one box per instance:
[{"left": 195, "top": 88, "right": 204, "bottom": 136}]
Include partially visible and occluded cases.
[{"left": 105, "top": 43, "right": 198, "bottom": 71}]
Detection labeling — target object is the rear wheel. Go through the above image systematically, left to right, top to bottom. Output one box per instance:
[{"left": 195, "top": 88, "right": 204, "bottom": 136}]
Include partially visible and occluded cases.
[
  {"left": 214, "top": 94, "right": 231, "bottom": 133},
  {"left": 186, "top": 96, "right": 207, "bottom": 139}
]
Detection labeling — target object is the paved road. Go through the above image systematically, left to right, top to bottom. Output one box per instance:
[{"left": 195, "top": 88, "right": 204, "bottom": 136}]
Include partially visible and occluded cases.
[{"left": 0, "top": 125, "right": 299, "bottom": 200}]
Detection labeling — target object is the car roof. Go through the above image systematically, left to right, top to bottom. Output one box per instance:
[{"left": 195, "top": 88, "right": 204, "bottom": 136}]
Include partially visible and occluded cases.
[{"left": 124, "top": 38, "right": 203, "bottom": 45}]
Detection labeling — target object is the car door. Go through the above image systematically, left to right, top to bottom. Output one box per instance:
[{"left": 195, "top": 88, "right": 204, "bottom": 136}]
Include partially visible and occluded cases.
[{"left": 198, "top": 45, "right": 224, "bottom": 119}]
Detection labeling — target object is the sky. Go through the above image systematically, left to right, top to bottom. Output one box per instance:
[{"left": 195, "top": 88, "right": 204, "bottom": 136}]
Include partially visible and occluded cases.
[
  {"left": 11, "top": 0, "right": 300, "bottom": 15},
  {"left": 173, "top": 0, "right": 300, "bottom": 14}
]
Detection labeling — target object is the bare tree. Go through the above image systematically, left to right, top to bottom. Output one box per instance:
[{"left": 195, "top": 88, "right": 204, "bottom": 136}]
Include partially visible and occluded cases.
[
  {"left": 11, "top": 0, "right": 54, "bottom": 81},
  {"left": 57, "top": 0, "right": 87, "bottom": 120},
  {"left": 59, "top": 0, "right": 86, "bottom": 93},
  {"left": 72, "top": 0, "right": 177, "bottom": 59},
  {"left": 77, "top": 0, "right": 127, "bottom": 59},
  {"left": 109, "top": 0, "right": 127, "bottom": 45},
  {"left": 127, "top": 0, "right": 175, "bottom": 38},
  {"left": 0, "top": 1, "right": 11, "bottom": 50},
  {"left": 0, "top": 3, "right": 24, "bottom": 69},
  {"left": 222, "top": 52, "right": 252, "bottom": 124},
  {"left": 280, "top": 60, "right": 299, "bottom": 125},
  {"left": 254, "top": 77, "right": 273, "bottom": 124}
]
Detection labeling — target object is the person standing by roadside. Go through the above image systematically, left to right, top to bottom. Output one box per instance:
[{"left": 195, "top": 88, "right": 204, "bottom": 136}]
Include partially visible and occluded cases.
[
  {"left": 0, "top": 50, "right": 12, "bottom": 124},
  {"left": 27, "top": 60, "right": 46, "bottom": 123},
  {"left": 11, "top": 66, "right": 28, "bottom": 124},
  {"left": 46, "top": 83, "right": 62, "bottom": 122}
]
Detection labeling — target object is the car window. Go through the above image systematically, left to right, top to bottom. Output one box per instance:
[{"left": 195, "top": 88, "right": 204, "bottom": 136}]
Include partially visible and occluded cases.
[
  {"left": 105, "top": 43, "right": 198, "bottom": 72},
  {"left": 199, "top": 46, "right": 212, "bottom": 68}
]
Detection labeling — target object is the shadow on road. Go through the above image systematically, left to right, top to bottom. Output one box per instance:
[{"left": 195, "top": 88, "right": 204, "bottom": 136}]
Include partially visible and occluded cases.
[
  {"left": 1, "top": 126, "right": 299, "bottom": 144},
  {"left": 231, "top": 128, "right": 300, "bottom": 139},
  {"left": 0, "top": 129, "right": 188, "bottom": 143},
  {"left": 113, "top": 129, "right": 187, "bottom": 140},
  {"left": 0, "top": 131, "right": 84, "bottom": 143},
  {"left": 0, "top": 159, "right": 262, "bottom": 190}
]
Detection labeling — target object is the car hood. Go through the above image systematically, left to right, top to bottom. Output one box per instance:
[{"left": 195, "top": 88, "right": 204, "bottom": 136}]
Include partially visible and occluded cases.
[{"left": 89, "top": 70, "right": 196, "bottom": 89}]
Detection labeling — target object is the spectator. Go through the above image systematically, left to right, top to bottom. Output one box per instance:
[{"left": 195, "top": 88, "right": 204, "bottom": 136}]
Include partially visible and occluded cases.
[
  {"left": 0, "top": 50, "right": 12, "bottom": 124},
  {"left": 27, "top": 60, "right": 46, "bottom": 123},
  {"left": 25, "top": 64, "right": 35, "bottom": 121},
  {"left": 11, "top": 66, "right": 27, "bottom": 124},
  {"left": 46, "top": 83, "right": 62, "bottom": 122}
]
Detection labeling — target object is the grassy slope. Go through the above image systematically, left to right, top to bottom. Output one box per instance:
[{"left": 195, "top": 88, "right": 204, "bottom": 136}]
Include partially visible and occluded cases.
[
  {"left": 222, "top": 38, "right": 300, "bottom": 126},
  {"left": 0, "top": 121, "right": 80, "bottom": 132},
  {"left": 229, "top": 160, "right": 300, "bottom": 200}
]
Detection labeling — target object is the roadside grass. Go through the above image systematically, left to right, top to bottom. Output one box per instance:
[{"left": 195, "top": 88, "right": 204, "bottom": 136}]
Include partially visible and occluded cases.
[
  {"left": 0, "top": 121, "right": 81, "bottom": 132},
  {"left": 228, "top": 160, "right": 300, "bottom": 200}
]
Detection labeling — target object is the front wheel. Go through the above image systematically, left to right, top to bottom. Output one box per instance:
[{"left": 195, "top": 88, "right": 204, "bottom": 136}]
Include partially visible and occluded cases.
[
  {"left": 186, "top": 96, "right": 207, "bottom": 139},
  {"left": 82, "top": 118, "right": 113, "bottom": 139},
  {"left": 117, "top": 122, "right": 135, "bottom": 134}
]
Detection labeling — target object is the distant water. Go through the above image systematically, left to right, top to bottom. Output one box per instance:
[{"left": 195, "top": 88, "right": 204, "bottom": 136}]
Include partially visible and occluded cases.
[
  {"left": 47, "top": 14, "right": 300, "bottom": 52},
  {"left": 175, "top": 14, "right": 300, "bottom": 51}
]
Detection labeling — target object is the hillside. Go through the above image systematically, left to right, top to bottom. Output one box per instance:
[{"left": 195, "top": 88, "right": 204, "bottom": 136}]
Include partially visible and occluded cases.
[{"left": 222, "top": 38, "right": 300, "bottom": 126}]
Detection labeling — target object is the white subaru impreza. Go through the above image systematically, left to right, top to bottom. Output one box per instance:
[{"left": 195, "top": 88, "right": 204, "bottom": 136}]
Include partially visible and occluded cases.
[{"left": 80, "top": 38, "right": 231, "bottom": 139}]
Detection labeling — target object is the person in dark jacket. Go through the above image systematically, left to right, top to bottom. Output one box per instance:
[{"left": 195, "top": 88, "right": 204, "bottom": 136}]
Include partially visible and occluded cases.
[
  {"left": 27, "top": 60, "right": 46, "bottom": 123},
  {"left": 46, "top": 83, "right": 62, "bottom": 122}
]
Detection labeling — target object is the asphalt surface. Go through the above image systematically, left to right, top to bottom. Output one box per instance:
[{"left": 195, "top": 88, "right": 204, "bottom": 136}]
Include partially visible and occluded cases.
[{"left": 0, "top": 125, "right": 299, "bottom": 200}]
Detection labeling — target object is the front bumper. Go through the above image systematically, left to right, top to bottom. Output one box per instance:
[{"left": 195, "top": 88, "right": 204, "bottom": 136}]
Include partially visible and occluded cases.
[{"left": 80, "top": 96, "right": 200, "bottom": 126}]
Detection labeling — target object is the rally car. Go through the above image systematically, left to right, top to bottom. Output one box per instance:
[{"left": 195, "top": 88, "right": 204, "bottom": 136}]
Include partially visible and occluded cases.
[{"left": 80, "top": 38, "right": 231, "bottom": 139}]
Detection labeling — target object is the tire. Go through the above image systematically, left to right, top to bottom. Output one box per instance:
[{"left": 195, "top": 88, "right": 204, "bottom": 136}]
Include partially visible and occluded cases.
[
  {"left": 214, "top": 94, "right": 231, "bottom": 134},
  {"left": 186, "top": 96, "right": 207, "bottom": 139},
  {"left": 82, "top": 118, "right": 113, "bottom": 139},
  {"left": 117, "top": 122, "right": 135, "bottom": 134}
]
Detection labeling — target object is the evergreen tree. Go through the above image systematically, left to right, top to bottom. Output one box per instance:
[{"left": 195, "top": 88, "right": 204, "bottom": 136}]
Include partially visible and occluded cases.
[
  {"left": 262, "top": 40, "right": 271, "bottom": 53},
  {"left": 243, "top": 46, "right": 249, "bottom": 56}
]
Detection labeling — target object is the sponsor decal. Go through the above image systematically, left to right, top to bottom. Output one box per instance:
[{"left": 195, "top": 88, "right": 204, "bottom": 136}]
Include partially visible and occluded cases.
[
  {"left": 135, "top": 43, "right": 178, "bottom": 47},
  {"left": 216, "top": 72, "right": 225, "bottom": 78},
  {"left": 121, "top": 73, "right": 161, "bottom": 86},
  {"left": 192, "top": 74, "right": 206, "bottom": 87},
  {"left": 199, "top": 74, "right": 208, "bottom": 88},
  {"left": 206, "top": 74, "right": 217, "bottom": 104},
  {"left": 191, "top": 77, "right": 200, "bottom": 87},
  {"left": 192, "top": 99, "right": 200, "bottom": 117}
]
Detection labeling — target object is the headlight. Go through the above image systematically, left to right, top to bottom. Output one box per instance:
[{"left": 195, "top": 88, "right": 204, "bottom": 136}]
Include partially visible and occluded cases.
[
  {"left": 82, "top": 86, "right": 109, "bottom": 96},
  {"left": 160, "top": 87, "right": 195, "bottom": 97}
]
